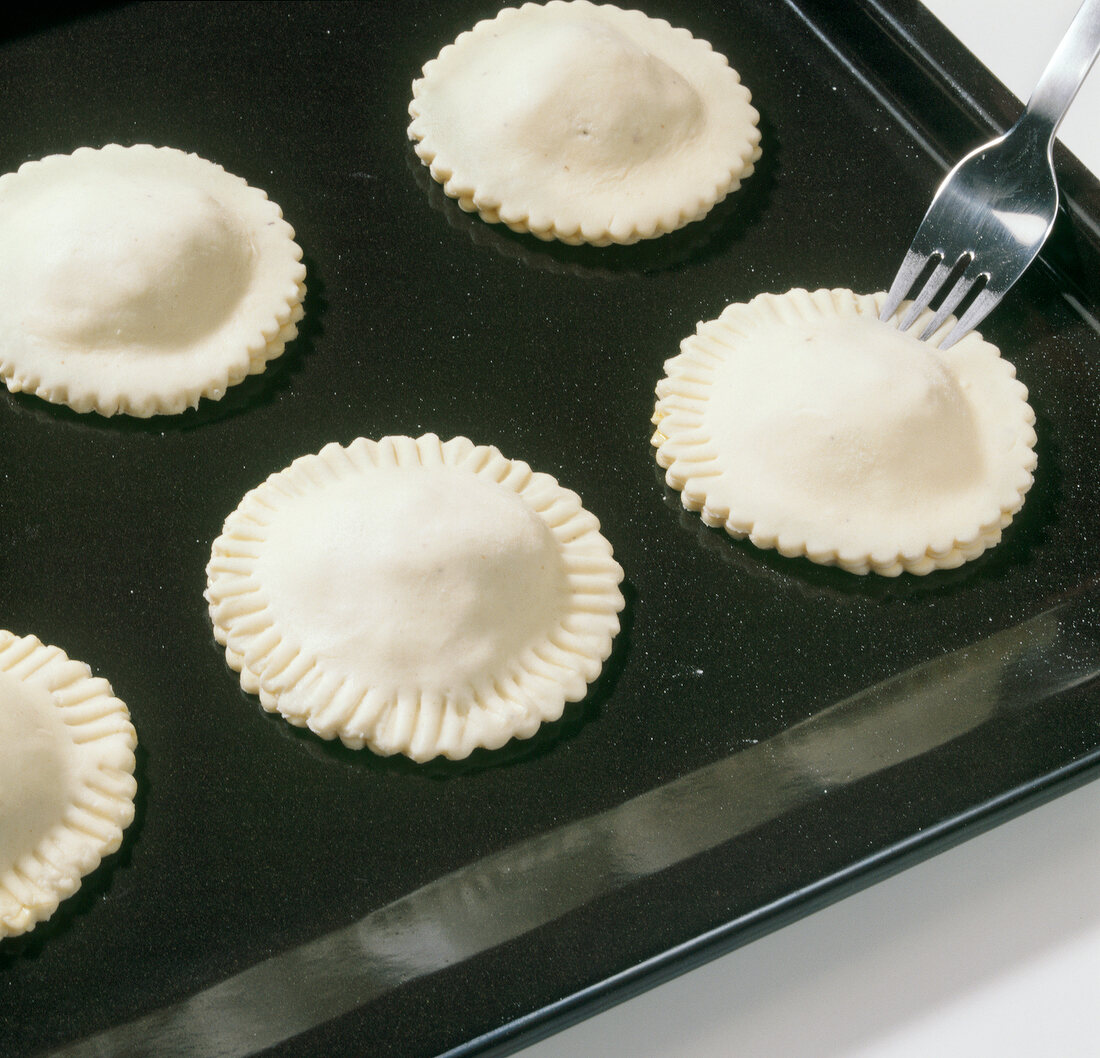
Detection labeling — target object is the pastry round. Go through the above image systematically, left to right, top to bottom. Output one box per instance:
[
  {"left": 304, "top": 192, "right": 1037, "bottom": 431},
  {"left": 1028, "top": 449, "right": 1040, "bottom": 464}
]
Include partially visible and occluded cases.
[
  {"left": 408, "top": 0, "right": 761, "bottom": 246},
  {"left": 0, "top": 144, "right": 306, "bottom": 417},
  {"left": 652, "top": 288, "right": 1037, "bottom": 576},
  {"left": 206, "top": 434, "right": 625, "bottom": 761},
  {"left": 1, "top": 631, "right": 137, "bottom": 939}
]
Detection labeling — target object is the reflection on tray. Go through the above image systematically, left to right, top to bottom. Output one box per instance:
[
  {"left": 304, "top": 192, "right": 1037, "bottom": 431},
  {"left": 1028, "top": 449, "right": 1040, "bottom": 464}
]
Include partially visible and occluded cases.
[{"left": 54, "top": 582, "right": 1100, "bottom": 1058}]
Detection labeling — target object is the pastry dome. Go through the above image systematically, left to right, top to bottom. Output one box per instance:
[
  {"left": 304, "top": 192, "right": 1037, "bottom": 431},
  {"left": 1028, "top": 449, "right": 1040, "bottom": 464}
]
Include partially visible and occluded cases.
[
  {"left": 408, "top": 1, "right": 761, "bottom": 245},
  {"left": 0, "top": 144, "right": 306, "bottom": 416},
  {"left": 652, "top": 288, "right": 1037, "bottom": 575},
  {"left": 206, "top": 434, "right": 625, "bottom": 761},
  {"left": 1, "top": 631, "right": 137, "bottom": 938}
]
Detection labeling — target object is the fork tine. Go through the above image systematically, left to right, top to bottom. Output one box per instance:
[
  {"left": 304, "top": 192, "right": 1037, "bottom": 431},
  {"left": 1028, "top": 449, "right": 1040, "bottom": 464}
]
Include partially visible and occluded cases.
[
  {"left": 878, "top": 0, "right": 1099, "bottom": 353},
  {"left": 879, "top": 248, "right": 929, "bottom": 324},
  {"left": 897, "top": 254, "right": 960, "bottom": 331},
  {"left": 918, "top": 268, "right": 982, "bottom": 340},
  {"left": 938, "top": 286, "right": 1002, "bottom": 350}
]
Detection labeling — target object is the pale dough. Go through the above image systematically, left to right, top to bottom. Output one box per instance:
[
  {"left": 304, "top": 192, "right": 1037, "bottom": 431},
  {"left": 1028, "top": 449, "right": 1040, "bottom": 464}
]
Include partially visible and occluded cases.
[
  {"left": 408, "top": 0, "right": 761, "bottom": 245},
  {"left": 0, "top": 144, "right": 306, "bottom": 416},
  {"left": 652, "top": 288, "right": 1037, "bottom": 575},
  {"left": 206, "top": 434, "right": 625, "bottom": 761},
  {"left": 0, "top": 631, "right": 137, "bottom": 939}
]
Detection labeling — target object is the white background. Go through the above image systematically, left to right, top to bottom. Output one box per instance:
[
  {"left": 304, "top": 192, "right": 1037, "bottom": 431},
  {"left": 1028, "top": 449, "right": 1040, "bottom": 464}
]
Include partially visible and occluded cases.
[{"left": 515, "top": 3, "right": 1100, "bottom": 1055}]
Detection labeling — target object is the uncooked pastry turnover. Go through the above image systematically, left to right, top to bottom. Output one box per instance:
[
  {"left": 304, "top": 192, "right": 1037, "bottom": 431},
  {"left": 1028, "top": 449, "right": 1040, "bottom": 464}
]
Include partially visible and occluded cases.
[
  {"left": 408, "top": 0, "right": 761, "bottom": 245},
  {"left": 0, "top": 144, "right": 306, "bottom": 417},
  {"left": 652, "top": 288, "right": 1037, "bottom": 576},
  {"left": 206, "top": 434, "right": 625, "bottom": 761},
  {"left": 0, "top": 631, "right": 137, "bottom": 939}
]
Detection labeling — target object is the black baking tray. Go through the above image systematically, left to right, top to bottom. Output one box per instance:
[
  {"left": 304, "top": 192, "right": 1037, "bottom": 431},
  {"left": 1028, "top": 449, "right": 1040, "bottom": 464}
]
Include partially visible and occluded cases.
[{"left": 3, "top": 2, "right": 1100, "bottom": 1056}]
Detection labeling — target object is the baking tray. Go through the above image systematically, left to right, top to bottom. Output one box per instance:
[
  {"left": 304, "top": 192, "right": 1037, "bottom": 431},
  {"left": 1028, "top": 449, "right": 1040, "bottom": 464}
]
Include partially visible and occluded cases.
[{"left": 3, "top": 1, "right": 1100, "bottom": 1055}]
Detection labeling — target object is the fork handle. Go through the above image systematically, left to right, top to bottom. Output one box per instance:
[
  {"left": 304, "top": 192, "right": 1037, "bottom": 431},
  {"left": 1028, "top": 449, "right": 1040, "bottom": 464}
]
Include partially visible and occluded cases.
[{"left": 1022, "top": 0, "right": 1100, "bottom": 144}]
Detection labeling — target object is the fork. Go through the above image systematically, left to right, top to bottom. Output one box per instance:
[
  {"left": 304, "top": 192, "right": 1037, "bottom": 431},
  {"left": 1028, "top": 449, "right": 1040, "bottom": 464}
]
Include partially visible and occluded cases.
[{"left": 880, "top": 0, "right": 1100, "bottom": 349}]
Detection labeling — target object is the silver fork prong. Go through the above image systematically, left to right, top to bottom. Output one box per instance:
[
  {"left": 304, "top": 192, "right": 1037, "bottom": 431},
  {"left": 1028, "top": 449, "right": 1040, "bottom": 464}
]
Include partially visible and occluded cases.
[
  {"left": 881, "top": 1, "right": 1100, "bottom": 350},
  {"left": 879, "top": 248, "right": 930, "bottom": 324},
  {"left": 897, "top": 253, "right": 958, "bottom": 331},
  {"left": 918, "top": 267, "right": 983, "bottom": 340},
  {"left": 938, "top": 286, "right": 1003, "bottom": 350}
]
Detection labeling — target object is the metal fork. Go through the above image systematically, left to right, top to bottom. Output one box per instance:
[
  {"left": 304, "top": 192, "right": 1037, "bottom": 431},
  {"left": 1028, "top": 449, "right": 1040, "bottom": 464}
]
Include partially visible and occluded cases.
[{"left": 880, "top": 0, "right": 1100, "bottom": 349}]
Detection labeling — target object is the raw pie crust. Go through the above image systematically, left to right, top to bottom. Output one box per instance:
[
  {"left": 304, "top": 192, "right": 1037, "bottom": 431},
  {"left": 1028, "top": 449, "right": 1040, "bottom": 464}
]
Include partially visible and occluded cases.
[
  {"left": 408, "top": 0, "right": 761, "bottom": 246},
  {"left": 0, "top": 144, "right": 306, "bottom": 417},
  {"left": 652, "top": 288, "right": 1038, "bottom": 576},
  {"left": 206, "top": 434, "right": 625, "bottom": 761},
  {"left": 0, "top": 631, "right": 138, "bottom": 939}
]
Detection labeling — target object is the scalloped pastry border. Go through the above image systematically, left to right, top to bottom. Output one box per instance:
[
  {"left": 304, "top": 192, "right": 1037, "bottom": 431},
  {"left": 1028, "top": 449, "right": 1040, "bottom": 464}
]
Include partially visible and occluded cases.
[
  {"left": 408, "top": 0, "right": 762, "bottom": 246},
  {"left": 0, "top": 144, "right": 307, "bottom": 417},
  {"left": 652, "top": 288, "right": 1038, "bottom": 576},
  {"left": 206, "top": 434, "right": 626, "bottom": 761},
  {"left": 0, "top": 631, "right": 138, "bottom": 939}
]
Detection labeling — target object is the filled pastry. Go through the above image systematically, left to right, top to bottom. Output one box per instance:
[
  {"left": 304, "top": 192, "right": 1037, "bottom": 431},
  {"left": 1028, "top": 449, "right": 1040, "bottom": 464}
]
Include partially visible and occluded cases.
[
  {"left": 408, "top": 0, "right": 761, "bottom": 245},
  {"left": 0, "top": 144, "right": 306, "bottom": 416},
  {"left": 652, "top": 288, "right": 1037, "bottom": 575},
  {"left": 206, "top": 434, "right": 625, "bottom": 760},
  {"left": 1, "top": 631, "right": 137, "bottom": 938}
]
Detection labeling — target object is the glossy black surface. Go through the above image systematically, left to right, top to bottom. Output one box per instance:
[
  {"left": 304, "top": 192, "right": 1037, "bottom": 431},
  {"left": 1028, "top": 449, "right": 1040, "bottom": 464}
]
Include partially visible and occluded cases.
[{"left": 2, "top": 3, "right": 1100, "bottom": 1057}]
